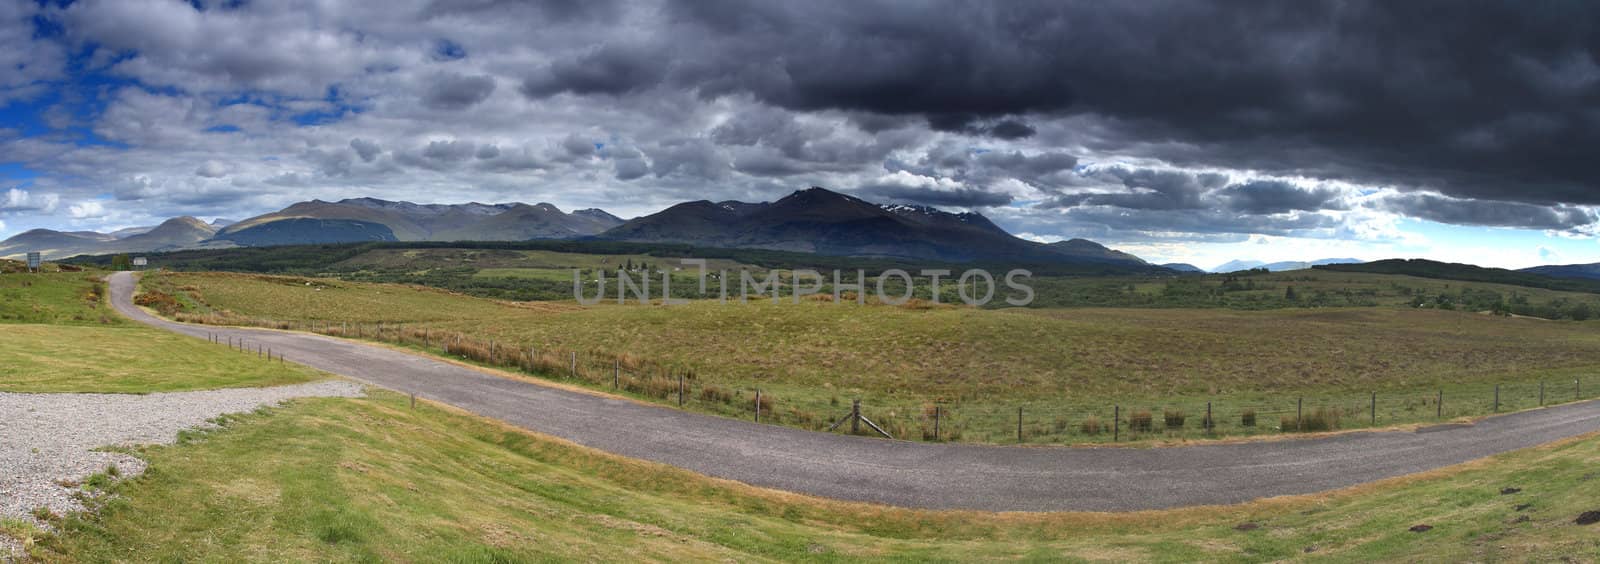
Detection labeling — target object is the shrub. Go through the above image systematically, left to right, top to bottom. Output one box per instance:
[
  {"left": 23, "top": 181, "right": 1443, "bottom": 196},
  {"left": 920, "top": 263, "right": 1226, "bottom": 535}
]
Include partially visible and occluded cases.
[
  {"left": 134, "top": 291, "right": 181, "bottom": 315},
  {"left": 699, "top": 385, "right": 734, "bottom": 404},
  {"left": 1302, "top": 407, "right": 1341, "bottom": 432},
  {"left": 1280, "top": 408, "right": 1341, "bottom": 432},
  {"left": 1164, "top": 409, "right": 1186, "bottom": 429},
  {"left": 1241, "top": 409, "right": 1257, "bottom": 427},
  {"left": 1128, "top": 410, "right": 1154, "bottom": 433},
  {"left": 1079, "top": 416, "right": 1104, "bottom": 435}
]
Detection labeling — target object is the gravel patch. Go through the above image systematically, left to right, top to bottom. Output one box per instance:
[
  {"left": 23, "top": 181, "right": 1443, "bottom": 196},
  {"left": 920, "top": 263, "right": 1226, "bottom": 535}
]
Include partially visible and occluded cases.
[{"left": 0, "top": 380, "right": 364, "bottom": 531}]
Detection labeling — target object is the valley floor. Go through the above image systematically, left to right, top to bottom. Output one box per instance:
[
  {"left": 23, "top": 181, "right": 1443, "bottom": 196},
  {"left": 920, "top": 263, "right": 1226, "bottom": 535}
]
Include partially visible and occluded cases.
[{"left": 2, "top": 271, "right": 1598, "bottom": 561}]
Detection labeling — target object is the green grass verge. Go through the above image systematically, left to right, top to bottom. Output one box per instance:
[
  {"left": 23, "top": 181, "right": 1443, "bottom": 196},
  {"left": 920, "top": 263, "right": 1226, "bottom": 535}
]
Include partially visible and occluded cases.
[
  {"left": 0, "top": 272, "right": 122, "bottom": 326},
  {"left": 0, "top": 324, "right": 325, "bottom": 393},
  {"left": 21, "top": 390, "right": 1600, "bottom": 562}
]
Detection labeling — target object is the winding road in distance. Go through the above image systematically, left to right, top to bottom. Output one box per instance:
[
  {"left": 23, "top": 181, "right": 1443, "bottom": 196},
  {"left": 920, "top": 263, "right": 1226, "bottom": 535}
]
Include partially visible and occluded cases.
[{"left": 109, "top": 272, "right": 1600, "bottom": 512}]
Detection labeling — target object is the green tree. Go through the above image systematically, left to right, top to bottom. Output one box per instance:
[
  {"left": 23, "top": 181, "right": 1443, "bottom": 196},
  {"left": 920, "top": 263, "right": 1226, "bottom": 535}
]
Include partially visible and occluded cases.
[
  {"left": 112, "top": 255, "right": 132, "bottom": 271},
  {"left": 1284, "top": 285, "right": 1298, "bottom": 301},
  {"left": 1569, "top": 302, "right": 1593, "bottom": 321}
]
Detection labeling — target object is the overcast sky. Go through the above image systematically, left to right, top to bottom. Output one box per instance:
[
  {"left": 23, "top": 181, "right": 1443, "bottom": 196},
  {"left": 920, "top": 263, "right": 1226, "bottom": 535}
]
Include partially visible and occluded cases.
[{"left": 3, "top": 0, "right": 1599, "bottom": 269}]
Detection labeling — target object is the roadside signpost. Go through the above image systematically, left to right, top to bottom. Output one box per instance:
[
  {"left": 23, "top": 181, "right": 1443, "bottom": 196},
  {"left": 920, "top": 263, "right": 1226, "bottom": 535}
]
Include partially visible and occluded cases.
[{"left": 26, "top": 252, "right": 41, "bottom": 272}]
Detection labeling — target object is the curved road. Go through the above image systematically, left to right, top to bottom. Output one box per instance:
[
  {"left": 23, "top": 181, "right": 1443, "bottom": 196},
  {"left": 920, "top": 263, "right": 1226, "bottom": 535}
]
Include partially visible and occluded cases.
[{"left": 109, "top": 272, "right": 1600, "bottom": 512}]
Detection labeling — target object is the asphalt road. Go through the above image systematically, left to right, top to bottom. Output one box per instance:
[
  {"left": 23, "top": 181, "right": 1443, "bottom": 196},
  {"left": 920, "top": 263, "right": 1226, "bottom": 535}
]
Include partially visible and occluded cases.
[{"left": 109, "top": 272, "right": 1600, "bottom": 512}]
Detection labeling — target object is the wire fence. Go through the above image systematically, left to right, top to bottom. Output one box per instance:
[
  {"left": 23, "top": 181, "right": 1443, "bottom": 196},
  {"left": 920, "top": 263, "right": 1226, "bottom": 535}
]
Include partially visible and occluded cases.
[{"left": 185, "top": 314, "right": 1599, "bottom": 445}]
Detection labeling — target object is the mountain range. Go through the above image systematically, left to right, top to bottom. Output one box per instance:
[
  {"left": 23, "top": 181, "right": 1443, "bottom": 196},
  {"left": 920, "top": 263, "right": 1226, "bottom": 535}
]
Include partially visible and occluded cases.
[
  {"left": 0, "top": 187, "right": 1159, "bottom": 268},
  {"left": 594, "top": 187, "right": 1147, "bottom": 265},
  {"left": 1210, "top": 258, "right": 1364, "bottom": 273},
  {"left": 1517, "top": 262, "right": 1600, "bottom": 281}
]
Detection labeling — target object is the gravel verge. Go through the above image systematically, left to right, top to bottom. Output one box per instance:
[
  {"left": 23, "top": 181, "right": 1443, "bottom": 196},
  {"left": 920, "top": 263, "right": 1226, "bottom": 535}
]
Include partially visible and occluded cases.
[{"left": 0, "top": 380, "right": 364, "bottom": 538}]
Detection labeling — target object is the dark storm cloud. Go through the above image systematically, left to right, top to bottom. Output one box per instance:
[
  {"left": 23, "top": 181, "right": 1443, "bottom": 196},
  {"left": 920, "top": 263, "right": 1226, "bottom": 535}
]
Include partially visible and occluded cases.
[
  {"left": 421, "top": 0, "right": 622, "bottom": 21},
  {"left": 507, "top": 0, "right": 1600, "bottom": 209},
  {"left": 519, "top": 44, "right": 666, "bottom": 98},
  {"left": 421, "top": 72, "right": 497, "bottom": 110},
  {"left": 927, "top": 116, "right": 1037, "bottom": 139},
  {"left": 561, "top": 134, "right": 597, "bottom": 157},
  {"left": 349, "top": 138, "right": 381, "bottom": 163},
  {"left": 1048, "top": 168, "right": 1225, "bottom": 211},
  {"left": 1219, "top": 180, "right": 1346, "bottom": 214},
  {"left": 856, "top": 183, "right": 1013, "bottom": 208},
  {"left": 1379, "top": 194, "right": 1597, "bottom": 231},
  {"left": 1062, "top": 207, "right": 1341, "bottom": 237}
]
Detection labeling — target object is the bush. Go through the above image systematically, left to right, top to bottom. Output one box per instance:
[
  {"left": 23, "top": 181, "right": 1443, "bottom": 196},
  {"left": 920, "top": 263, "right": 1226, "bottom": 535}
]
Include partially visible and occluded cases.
[
  {"left": 133, "top": 291, "right": 181, "bottom": 315},
  {"left": 699, "top": 385, "right": 734, "bottom": 404},
  {"left": 1281, "top": 408, "right": 1341, "bottom": 432},
  {"left": 1164, "top": 409, "right": 1186, "bottom": 429},
  {"left": 1240, "top": 409, "right": 1257, "bottom": 427},
  {"left": 1128, "top": 410, "right": 1154, "bottom": 433},
  {"left": 1079, "top": 416, "right": 1104, "bottom": 435}
]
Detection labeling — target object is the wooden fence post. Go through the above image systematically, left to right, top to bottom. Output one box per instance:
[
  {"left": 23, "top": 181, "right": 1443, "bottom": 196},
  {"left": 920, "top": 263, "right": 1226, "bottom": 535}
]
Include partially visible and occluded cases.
[
  {"left": 570, "top": 352, "right": 577, "bottom": 377},
  {"left": 613, "top": 359, "right": 620, "bottom": 389},
  {"left": 678, "top": 372, "right": 685, "bottom": 407},
  {"left": 1540, "top": 381, "right": 1545, "bottom": 406},
  {"left": 1494, "top": 384, "right": 1500, "bottom": 412},
  {"left": 755, "top": 389, "right": 762, "bottom": 422},
  {"left": 1437, "top": 390, "right": 1443, "bottom": 418},
  {"left": 1370, "top": 392, "right": 1376, "bottom": 425},
  {"left": 1296, "top": 397, "right": 1303, "bottom": 432},
  {"left": 851, "top": 399, "right": 861, "bottom": 435},
  {"left": 1206, "top": 401, "right": 1213, "bottom": 433},
  {"left": 1114, "top": 405, "right": 1120, "bottom": 442},
  {"left": 933, "top": 406, "right": 941, "bottom": 441},
  {"left": 1016, "top": 406, "right": 1023, "bottom": 443}
]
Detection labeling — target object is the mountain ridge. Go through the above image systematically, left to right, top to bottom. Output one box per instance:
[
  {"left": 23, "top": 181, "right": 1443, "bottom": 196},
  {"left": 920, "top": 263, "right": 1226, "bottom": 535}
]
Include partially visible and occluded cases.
[{"left": 2, "top": 188, "right": 1153, "bottom": 269}]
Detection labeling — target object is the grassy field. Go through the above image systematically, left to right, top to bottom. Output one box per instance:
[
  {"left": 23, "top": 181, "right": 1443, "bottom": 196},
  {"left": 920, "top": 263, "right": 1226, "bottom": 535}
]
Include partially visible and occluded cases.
[
  {"left": 0, "top": 268, "right": 325, "bottom": 393},
  {"left": 144, "top": 271, "right": 1600, "bottom": 443},
  {"left": 0, "top": 272, "right": 121, "bottom": 325},
  {"left": 0, "top": 324, "right": 324, "bottom": 393},
  {"left": 16, "top": 389, "right": 1600, "bottom": 562}
]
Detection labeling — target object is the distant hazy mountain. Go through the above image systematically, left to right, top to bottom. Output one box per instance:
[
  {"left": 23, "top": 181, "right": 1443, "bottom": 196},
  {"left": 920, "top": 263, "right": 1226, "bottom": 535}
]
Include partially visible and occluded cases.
[
  {"left": 597, "top": 187, "right": 1150, "bottom": 265},
  {"left": 218, "top": 197, "right": 623, "bottom": 244},
  {"left": 0, "top": 217, "right": 220, "bottom": 260},
  {"left": 102, "top": 217, "right": 217, "bottom": 253},
  {"left": 213, "top": 218, "right": 397, "bottom": 246},
  {"left": 110, "top": 225, "right": 157, "bottom": 239},
  {"left": 0, "top": 229, "right": 117, "bottom": 259},
  {"left": 1043, "top": 239, "right": 1148, "bottom": 264},
  {"left": 1212, "top": 258, "right": 1362, "bottom": 272},
  {"left": 1210, "top": 259, "right": 1265, "bottom": 272},
  {"left": 1161, "top": 262, "right": 1205, "bottom": 273},
  {"left": 1519, "top": 262, "right": 1600, "bottom": 281}
]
